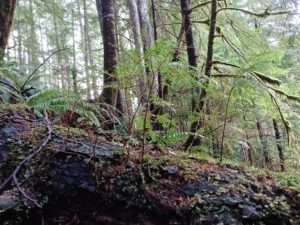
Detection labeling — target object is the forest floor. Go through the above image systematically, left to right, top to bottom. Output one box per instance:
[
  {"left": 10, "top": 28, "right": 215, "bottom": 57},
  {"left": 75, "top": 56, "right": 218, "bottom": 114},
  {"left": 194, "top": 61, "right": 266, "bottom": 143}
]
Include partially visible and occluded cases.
[{"left": 1, "top": 106, "right": 300, "bottom": 225}]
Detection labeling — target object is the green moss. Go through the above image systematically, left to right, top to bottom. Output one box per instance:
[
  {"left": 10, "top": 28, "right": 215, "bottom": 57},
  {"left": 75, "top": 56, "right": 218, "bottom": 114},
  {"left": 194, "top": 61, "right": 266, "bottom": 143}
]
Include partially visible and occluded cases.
[
  {"left": 0, "top": 103, "right": 29, "bottom": 113},
  {"left": 54, "top": 125, "right": 88, "bottom": 138},
  {"left": 186, "top": 151, "right": 216, "bottom": 164},
  {"left": 246, "top": 167, "right": 300, "bottom": 191},
  {"left": 273, "top": 171, "right": 300, "bottom": 191}
]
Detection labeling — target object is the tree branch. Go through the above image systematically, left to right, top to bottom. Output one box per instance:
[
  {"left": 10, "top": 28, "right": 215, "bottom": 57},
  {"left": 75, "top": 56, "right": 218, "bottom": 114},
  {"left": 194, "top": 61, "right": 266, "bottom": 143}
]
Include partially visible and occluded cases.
[
  {"left": 217, "top": 7, "right": 294, "bottom": 17},
  {"left": 21, "top": 48, "right": 67, "bottom": 91},
  {"left": 212, "top": 60, "right": 281, "bottom": 85}
]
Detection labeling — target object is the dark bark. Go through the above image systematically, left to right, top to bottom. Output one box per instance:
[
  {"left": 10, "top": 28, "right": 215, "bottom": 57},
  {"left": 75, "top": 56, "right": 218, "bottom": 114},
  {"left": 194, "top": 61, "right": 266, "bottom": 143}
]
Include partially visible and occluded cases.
[
  {"left": 0, "top": 0, "right": 17, "bottom": 60},
  {"left": 99, "top": 0, "right": 124, "bottom": 129},
  {"left": 149, "top": 0, "right": 164, "bottom": 131},
  {"left": 151, "top": 0, "right": 163, "bottom": 99},
  {"left": 180, "top": 0, "right": 200, "bottom": 149},
  {"left": 180, "top": 0, "right": 197, "bottom": 69},
  {"left": 180, "top": 0, "right": 198, "bottom": 110},
  {"left": 183, "top": 0, "right": 217, "bottom": 150},
  {"left": 204, "top": 0, "right": 217, "bottom": 77},
  {"left": 163, "top": 24, "right": 185, "bottom": 100},
  {"left": 273, "top": 119, "right": 285, "bottom": 171},
  {"left": 256, "top": 121, "right": 271, "bottom": 168},
  {"left": 244, "top": 129, "right": 254, "bottom": 166},
  {"left": 247, "top": 141, "right": 254, "bottom": 166}
]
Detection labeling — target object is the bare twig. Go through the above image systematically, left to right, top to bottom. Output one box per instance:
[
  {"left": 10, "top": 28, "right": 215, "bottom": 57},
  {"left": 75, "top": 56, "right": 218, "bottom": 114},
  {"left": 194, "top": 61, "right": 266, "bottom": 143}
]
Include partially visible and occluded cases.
[{"left": 217, "top": 7, "right": 295, "bottom": 17}]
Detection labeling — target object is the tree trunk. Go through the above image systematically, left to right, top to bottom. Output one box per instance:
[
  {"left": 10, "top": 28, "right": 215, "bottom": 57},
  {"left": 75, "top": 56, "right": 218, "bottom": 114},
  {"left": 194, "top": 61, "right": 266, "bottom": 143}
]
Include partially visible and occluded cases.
[
  {"left": 0, "top": 0, "right": 17, "bottom": 61},
  {"left": 28, "top": 0, "right": 39, "bottom": 67},
  {"left": 52, "top": 0, "right": 64, "bottom": 89},
  {"left": 83, "top": 0, "right": 92, "bottom": 99},
  {"left": 84, "top": 0, "right": 98, "bottom": 98},
  {"left": 95, "top": 0, "right": 103, "bottom": 36},
  {"left": 99, "top": 0, "right": 124, "bottom": 129},
  {"left": 114, "top": 0, "right": 131, "bottom": 118},
  {"left": 127, "top": 0, "right": 146, "bottom": 100},
  {"left": 137, "top": 0, "right": 155, "bottom": 51},
  {"left": 137, "top": 0, "right": 157, "bottom": 97},
  {"left": 149, "top": 0, "right": 164, "bottom": 131},
  {"left": 150, "top": 0, "right": 162, "bottom": 99},
  {"left": 180, "top": 0, "right": 200, "bottom": 149},
  {"left": 183, "top": 0, "right": 217, "bottom": 150},
  {"left": 71, "top": 8, "right": 78, "bottom": 95},
  {"left": 16, "top": 18, "right": 23, "bottom": 65},
  {"left": 273, "top": 119, "right": 285, "bottom": 171},
  {"left": 256, "top": 120, "right": 271, "bottom": 168}
]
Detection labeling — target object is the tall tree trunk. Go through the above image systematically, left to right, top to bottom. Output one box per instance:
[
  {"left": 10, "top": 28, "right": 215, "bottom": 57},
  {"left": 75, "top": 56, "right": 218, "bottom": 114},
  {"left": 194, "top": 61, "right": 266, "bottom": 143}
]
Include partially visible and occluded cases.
[
  {"left": 0, "top": 0, "right": 17, "bottom": 61},
  {"left": 28, "top": 0, "right": 39, "bottom": 67},
  {"left": 52, "top": 0, "right": 64, "bottom": 89},
  {"left": 83, "top": 0, "right": 92, "bottom": 99},
  {"left": 85, "top": 0, "right": 98, "bottom": 98},
  {"left": 95, "top": 0, "right": 104, "bottom": 36},
  {"left": 99, "top": 0, "right": 124, "bottom": 129},
  {"left": 114, "top": 0, "right": 131, "bottom": 118},
  {"left": 127, "top": 0, "right": 146, "bottom": 100},
  {"left": 137, "top": 0, "right": 155, "bottom": 52},
  {"left": 137, "top": 0, "right": 156, "bottom": 96},
  {"left": 137, "top": 0, "right": 163, "bottom": 132},
  {"left": 149, "top": 0, "right": 164, "bottom": 131},
  {"left": 150, "top": 0, "right": 162, "bottom": 99},
  {"left": 180, "top": 0, "right": 200, "bottom": 149},
  {"left": 180, "top": 0, "right": 197, "bottom": 72},
  {"left": 181, "top": 0, "right": 198, "bottom": 111},
  {"left": 183, "top": 0, "right": 218, "bottom": 150},
  {"left": 71, "top": 8, "right": 78, "bottom": 94},
  {"left": 16, "top": 15, "right": 23, "bottom": 65},
  {"left": 273, "top": 119, "right": 285, "bottom": 171},
  {"left": 256, "top": 120, "right": 271, "bottom": 168}
]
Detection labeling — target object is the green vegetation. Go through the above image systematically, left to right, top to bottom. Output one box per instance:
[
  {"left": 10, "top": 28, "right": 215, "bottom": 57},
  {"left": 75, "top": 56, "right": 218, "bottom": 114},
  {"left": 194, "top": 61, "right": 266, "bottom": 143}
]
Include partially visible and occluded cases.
[{"left": 1, "top": 0, "right": 300, "bottom": 224}]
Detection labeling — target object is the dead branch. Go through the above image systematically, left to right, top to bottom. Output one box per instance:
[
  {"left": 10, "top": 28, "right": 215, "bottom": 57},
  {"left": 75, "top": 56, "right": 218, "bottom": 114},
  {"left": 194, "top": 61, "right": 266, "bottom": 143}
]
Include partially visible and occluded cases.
[{"left": 217, "top": 7, "right": 295, "bottom": 17}]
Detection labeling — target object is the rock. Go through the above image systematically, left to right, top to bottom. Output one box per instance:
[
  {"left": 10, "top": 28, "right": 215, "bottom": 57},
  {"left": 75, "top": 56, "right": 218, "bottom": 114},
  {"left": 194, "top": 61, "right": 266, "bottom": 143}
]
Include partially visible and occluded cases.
[
  {"left": 0, "top": 127, "right": 18, "bottom": 140},
  {"left": 0, "top": 127, "right": 18, "bottom": 167},
  {"left": 55, "top": 138, "right": 122, "bottom": 160},
  {"left": 38, "top": 155, "right": 97, "bottom": 195},
  {"left": 163, "top": 165, "right": 179, "bottom": 175},
  {"left": 182, "top": 182, "right": 219, "bottom": 197},
  {"left": 0, "top": 193, "right": 18, "bottom": 211},
  {"left": 223, "top": 195, "right": 243, "bottom": 206},
  {"left": 241, "top": 205, "right": 260, "bottom": 220},
  {"left": 219, "top": 212, "right": 241, "bottom": 225}
]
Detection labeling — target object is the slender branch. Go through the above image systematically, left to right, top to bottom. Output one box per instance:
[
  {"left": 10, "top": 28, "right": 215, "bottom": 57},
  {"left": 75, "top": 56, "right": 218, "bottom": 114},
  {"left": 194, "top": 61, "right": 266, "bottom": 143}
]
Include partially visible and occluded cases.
[
  {"left": 189, "top": 1, "right": 212, "bottom": 13},
  {"left": 217, "top": 7, "right": 294, "bottom": 17},
  {"left": 21, "top": 48, "right": 67, "bottom": 91},
  {"left": 213, "top": 60, "right": 281, "bottom": 85},
  {"left": 211, "top": 74, "right": 244, "bottom": 78}
]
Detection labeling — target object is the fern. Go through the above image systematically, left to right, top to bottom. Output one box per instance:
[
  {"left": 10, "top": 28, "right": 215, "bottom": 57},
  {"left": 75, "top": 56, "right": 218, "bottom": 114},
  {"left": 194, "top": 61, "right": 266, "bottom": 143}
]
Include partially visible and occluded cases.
[{"left": 27, "top": 89, "right": 100, "bottom": 126}]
